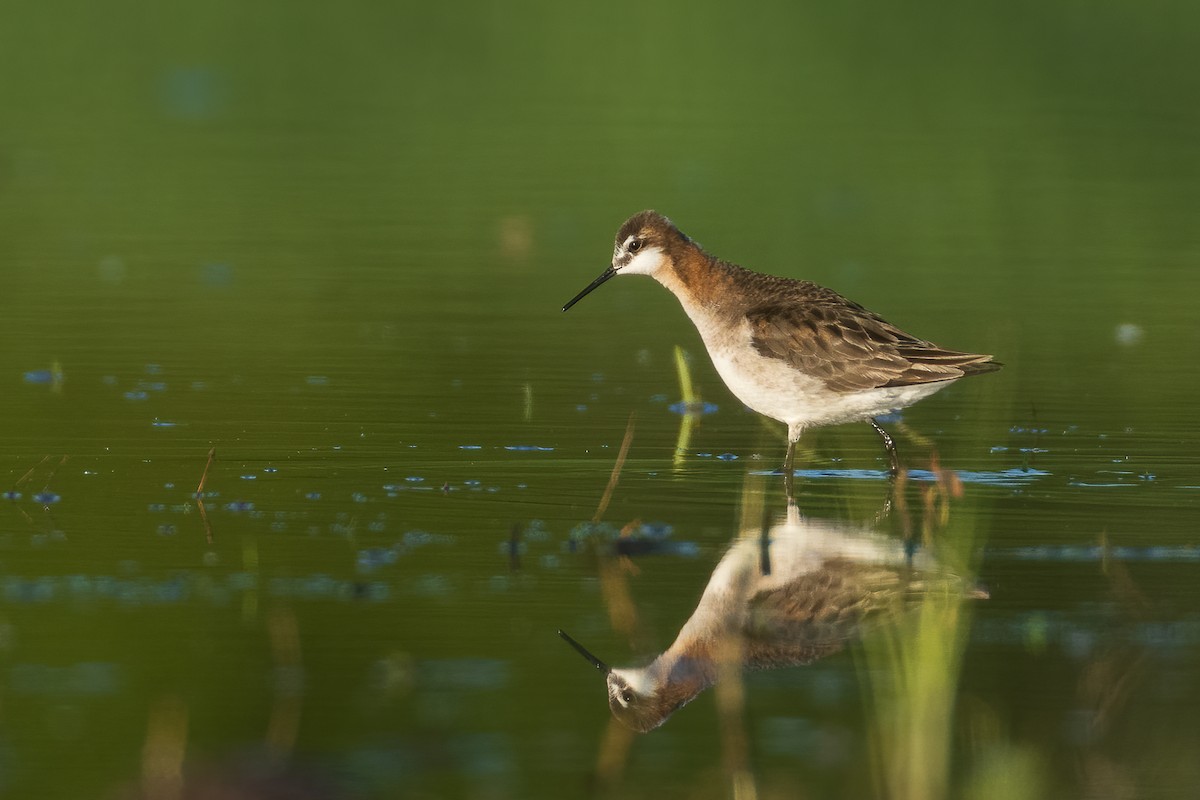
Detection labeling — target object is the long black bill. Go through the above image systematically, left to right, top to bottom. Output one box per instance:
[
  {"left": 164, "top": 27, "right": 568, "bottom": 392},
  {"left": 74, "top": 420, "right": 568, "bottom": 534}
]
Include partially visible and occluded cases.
[
  {"left": 562, "top": 267, "right": 617, "bottom": 312},
  {"left": 557, "top": 629, "right": 611, "bottom": 674}
]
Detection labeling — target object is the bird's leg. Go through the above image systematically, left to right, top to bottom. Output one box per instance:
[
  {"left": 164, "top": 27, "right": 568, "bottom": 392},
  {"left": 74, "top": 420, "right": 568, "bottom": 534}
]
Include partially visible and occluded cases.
[
  {"left": 870, "top": 418, "right": 900, "bottom": 477},
  {"left": 782, "top": 439, "right": 796, "bottom": 499}
]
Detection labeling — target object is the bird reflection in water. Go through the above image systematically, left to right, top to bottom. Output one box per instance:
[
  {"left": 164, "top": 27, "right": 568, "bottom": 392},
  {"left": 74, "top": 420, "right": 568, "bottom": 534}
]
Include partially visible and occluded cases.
[{"left": 561, "top": 499, "right": 985, "bottom": 733}]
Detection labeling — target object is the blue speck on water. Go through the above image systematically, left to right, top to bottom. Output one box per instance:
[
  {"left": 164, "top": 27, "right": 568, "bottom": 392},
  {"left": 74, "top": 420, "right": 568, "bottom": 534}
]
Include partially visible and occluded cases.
[
  {"left": 161, "top": 66, "right": 226, "bottom": 121},
  {"left": 200, "top": 262, "right": 233, "bottom": 286},
  {"left": 144, "top": 364, "right": 162, "bottom": 375},
  {"left": 23, "top": 370, "right": 56, "bottom": 384},
  {"left": 591, "top": 373, "right": 605, "bottom": 382},
  {"left": 305, "top": 375, "right": 329, "bottom": 386},
  {"left": 190, "top": 380, "right": 209, "bottom": 391},
  {"left": 139, "top": 381, "right": 167, "bottom": 392},
  {"left": 124, "top": 391, "right": 148, "bottom": 401},
  {"left": 668, "top": 400, "right": 719, "bottom": 415},
  {"left": 576, "top": 405, "right": 588, "bottom": 412},
  {"left": 875, "top": 412, "right": 903, "bottom": 424},
  {"left": 151, "top": 419, "right": 178, "bottom": 428},
  {"left": 459, "top": 445, "right": 483, "bottom": 450},
  {"left": 503, "top": 445, "right": 554, "bottom": 452},
  {"left": 990, "top": 446, "right": 1009, "bottom": 453},
  {"left": 697, "top": 452, "right": 713, "bottom": 458},
  {"left": 717, "top": 453, "right": 738, "bottom": 461},
  {"left": 263, "top": 467, "right": 278, "bottom": 474},
  {"left": 240, "top": 474, "right": 257, "bottom": 480},
  {"left": 406, "top": 476, "right": 424, "bottom": 483},
  {"left": 464, "top": 480, "right": 481, "bottom": 486},
  {"left": 164, "top": 483, "right": 174, "bottom": 489},
  {"left": 517, "top": 483, "right": 527, "bottom": 489},
  {"left": 2, "top": 491, "right": 21, "bottom": 501},
  {"left": 33, "top": 492, "right": 61, "bottom": 504},
  {"left": 351, "top": 492, "right": 368, "bottom": 503},
  {"left": 224, "top": 501, "right": 255, "bottom": 512},
  {"left": 148, "top": 503, "right": 166, "bottom": 512},
  {"left": 639, "top": 522, "right": 674, "bottom": 539},
  {"left": 157, "top": 524, "right": 177, "bottom": 536},
  {"left": 403, "top": 530, "right": 453, "bottom": 548},
  {"left": 500, "top": 540, "right": 528, "bottom": 556},
  {"left": 356, "top": 547, "right": 399, "bottom": 572},
  {"left": 539, "top": 554, "right": 561, "bottom": 569},
  {"left": 411, "top": 574, "right": 452, "bottom": 597},
  {"left": 364, "top": 582, "right": 390, "bottom": 601}
]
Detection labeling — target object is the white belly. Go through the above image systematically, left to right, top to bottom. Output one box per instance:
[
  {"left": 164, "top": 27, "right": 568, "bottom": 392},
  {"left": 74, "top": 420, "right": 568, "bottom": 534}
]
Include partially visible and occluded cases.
[{"left": 697, "top": 319, "right": 949, "bottom": 433}]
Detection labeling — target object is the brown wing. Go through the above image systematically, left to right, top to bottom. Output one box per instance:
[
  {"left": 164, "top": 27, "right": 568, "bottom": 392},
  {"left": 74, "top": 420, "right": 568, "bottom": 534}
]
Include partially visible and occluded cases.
[
  {"left": 747, "top": 296, "right": 999, "bottom": 393},
  {"left": 742, "top": 560, "right": 907, "bottom": 669}
]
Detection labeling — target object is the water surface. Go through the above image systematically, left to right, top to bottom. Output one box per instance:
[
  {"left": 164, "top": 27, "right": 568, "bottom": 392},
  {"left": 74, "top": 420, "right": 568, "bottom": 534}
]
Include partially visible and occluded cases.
[{"left": 2, "top": 2, "right": 1199, "bottom": 798}]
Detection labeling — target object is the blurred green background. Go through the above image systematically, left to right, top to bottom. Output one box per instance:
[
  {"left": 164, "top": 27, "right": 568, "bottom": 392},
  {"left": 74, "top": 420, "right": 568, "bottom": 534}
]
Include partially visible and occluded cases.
[{"left": 1, "top": 1, "right": 1199, "bottom": 798}]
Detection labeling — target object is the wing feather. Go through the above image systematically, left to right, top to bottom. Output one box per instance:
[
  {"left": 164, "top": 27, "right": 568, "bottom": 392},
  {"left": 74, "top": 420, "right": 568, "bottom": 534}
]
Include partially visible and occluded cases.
[{"left": 747, "top": 297, "right": 999, "bottom": 392}]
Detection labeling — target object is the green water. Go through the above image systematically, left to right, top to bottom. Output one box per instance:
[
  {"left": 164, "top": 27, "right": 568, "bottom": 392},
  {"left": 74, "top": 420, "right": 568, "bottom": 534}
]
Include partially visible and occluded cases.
[{"left": 2, "top": 2, "right": 1199, "bottom": 798}]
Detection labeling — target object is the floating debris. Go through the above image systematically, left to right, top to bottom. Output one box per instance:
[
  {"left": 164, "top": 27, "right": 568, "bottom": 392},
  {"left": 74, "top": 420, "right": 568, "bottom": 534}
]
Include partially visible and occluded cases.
[{"left": 1114, "top": 322, "right": 1144, "bottom": 347}]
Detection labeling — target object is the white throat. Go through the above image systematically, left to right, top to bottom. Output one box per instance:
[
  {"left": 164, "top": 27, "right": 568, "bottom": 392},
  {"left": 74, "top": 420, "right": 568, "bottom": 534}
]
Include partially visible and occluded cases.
[{"left": 616, "top": 246, "right": 666, "bottom": 277}]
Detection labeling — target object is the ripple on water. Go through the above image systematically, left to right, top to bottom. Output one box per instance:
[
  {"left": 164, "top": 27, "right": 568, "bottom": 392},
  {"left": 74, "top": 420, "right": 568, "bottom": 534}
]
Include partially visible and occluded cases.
[{"left": 753, "top": 467, "right": 1051, "bottom": 486}]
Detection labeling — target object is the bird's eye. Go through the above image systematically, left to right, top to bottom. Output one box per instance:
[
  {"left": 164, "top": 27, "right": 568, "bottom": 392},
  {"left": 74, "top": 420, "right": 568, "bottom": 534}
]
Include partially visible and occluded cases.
[
  {"left": 628, "top": 239, "right": 642, "bottom": 253},
  {"left": 621, "top": 690, "right": 634, "bottom": 703}
]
